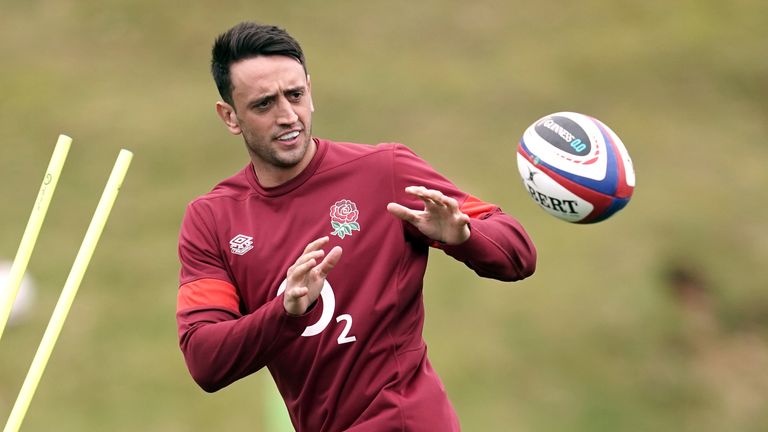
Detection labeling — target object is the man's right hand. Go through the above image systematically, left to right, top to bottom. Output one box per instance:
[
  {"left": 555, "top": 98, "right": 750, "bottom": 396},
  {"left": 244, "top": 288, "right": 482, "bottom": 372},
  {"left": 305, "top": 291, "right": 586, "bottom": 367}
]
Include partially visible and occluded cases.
[{"left": 283, "top": 236, "right": 342, "bottom": 315}]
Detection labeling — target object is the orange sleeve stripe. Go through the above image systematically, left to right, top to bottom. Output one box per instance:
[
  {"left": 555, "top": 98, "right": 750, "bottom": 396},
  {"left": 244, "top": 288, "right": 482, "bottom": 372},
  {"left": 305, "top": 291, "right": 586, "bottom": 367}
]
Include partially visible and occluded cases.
[
  {"left": 461, "top": 195, "right": 497, "bottom": 219},
  {"left": 177, "top": 278, "right": 240, "bottom": 312}
]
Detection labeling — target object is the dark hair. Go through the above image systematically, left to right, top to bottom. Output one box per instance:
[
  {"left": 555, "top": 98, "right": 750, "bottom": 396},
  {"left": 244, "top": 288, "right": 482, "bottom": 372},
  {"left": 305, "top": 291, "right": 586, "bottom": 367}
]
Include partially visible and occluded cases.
[{"left": 211, "top": 22, "right": 307, "bottom": 105}]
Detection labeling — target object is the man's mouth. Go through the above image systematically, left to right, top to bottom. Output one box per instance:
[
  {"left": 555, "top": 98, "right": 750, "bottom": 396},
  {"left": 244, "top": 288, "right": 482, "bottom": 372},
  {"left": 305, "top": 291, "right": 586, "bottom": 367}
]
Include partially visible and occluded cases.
[{"left": 277, "top": 130, "right": 300, "bottom": 142}]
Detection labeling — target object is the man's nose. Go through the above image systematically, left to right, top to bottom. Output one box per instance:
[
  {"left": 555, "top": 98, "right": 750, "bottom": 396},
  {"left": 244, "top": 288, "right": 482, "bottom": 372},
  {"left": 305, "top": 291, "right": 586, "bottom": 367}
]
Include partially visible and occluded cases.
[{"left": 275, "top": 98, "right": 299, "bottom": 124}]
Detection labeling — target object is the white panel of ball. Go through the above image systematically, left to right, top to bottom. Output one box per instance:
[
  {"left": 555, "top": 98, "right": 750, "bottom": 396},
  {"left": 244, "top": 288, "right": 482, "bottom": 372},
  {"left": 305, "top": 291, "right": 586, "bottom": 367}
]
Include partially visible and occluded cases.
[{"left": 516, "top": 154, "right": 593, "bottom": 222}]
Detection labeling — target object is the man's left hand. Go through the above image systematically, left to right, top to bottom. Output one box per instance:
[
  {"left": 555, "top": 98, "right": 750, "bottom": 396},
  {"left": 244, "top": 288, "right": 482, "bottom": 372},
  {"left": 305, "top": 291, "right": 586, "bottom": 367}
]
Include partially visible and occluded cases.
[{"left": 387, "top": 186, "right": 470, "bottom": 245}]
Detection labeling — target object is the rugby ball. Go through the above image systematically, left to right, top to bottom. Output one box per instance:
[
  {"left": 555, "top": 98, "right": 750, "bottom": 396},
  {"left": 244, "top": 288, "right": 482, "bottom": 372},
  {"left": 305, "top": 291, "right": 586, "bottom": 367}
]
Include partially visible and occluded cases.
[{"left": 516, "top": 112, "right": 635, "bottom": 223}]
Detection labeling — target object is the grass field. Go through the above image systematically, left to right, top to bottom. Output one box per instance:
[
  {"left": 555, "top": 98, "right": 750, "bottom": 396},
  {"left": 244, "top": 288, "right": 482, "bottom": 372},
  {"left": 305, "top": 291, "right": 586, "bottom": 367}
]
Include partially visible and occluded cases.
[{"left": 2, "top": 1, "right": 768, "bottom": 431}]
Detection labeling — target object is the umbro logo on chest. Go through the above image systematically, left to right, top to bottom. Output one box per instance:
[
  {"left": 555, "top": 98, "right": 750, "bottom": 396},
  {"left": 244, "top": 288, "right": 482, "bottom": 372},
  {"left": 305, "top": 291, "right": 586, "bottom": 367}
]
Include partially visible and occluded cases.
[{"left": 229, "top": 234, "right": 254, "bottom": 255}]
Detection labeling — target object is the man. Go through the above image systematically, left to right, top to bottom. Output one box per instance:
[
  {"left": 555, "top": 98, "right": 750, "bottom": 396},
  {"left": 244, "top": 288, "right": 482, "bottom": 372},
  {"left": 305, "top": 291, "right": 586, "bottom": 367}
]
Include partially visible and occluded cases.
[{"left": 177, "top": 22, "right": 536, "bottom": 432}]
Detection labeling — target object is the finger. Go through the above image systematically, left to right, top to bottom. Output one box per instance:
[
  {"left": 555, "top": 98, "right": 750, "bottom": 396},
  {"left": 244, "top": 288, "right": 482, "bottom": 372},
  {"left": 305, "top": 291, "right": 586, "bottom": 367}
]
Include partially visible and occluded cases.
[
  {"left": 404, "top": 185, "right": 428, "bottom": 196},
  {"left": 404, "top": 186, "right": 430, "bottom": 204},
  {"left": 405, "top": 186, "right": 447, "bottom": 208},
  {"left": 423, "top": 189, "right": 445, "bottom": 203},
  {"left": 439, "top": 194, "right": 460, "bottom": 210},
  {"left": 423, "top": 197, "right": 447, "bottom": 210},
  {"left": 386, "top": 202, "right": 421, "bottom": 222},
  {"left": 302, "top": 236, "right": 330, "bottom": 255},
  {"left": 313, "top": 246, "right": 343, "bottom": 279},
  {"left": 288, "top": 249, "right": 325, "bottom": 273},
  {"left": 288, "top": 258, "right": 317, "bottom": 282},
  {"left": 284, "top": 286, "right": 309, "bottom": 300}
]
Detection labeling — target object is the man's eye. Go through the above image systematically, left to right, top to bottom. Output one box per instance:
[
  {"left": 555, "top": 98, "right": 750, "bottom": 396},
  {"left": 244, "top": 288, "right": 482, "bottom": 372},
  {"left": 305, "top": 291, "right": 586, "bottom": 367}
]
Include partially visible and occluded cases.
[{"left": 289, "top": 92, "right": 303, "bottom": 101}]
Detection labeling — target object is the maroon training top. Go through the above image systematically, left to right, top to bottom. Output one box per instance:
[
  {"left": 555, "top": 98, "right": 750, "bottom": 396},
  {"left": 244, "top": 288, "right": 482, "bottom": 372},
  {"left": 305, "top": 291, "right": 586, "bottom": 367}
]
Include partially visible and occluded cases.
[{"left": 176, "top": 139, "right": 536, "bottom": 431}]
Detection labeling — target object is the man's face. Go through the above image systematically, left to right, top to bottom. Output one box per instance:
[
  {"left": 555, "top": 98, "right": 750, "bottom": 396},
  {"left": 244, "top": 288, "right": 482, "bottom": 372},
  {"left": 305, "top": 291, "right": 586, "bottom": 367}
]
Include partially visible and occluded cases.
[{"left": 217, "top": 55, "right": 314, "bottom": 185}]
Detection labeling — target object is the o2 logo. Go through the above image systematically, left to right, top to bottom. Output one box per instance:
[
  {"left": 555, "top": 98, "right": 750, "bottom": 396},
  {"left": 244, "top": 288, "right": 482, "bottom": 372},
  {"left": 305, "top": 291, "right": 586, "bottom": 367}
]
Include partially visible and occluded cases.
[{"left": 276, "top": 280, "right": 356, "bottom": 345}]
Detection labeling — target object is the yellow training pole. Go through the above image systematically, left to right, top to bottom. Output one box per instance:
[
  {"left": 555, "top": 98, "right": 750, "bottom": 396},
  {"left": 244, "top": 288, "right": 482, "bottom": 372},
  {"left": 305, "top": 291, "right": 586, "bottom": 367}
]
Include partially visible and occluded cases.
[
  {"left": 0, "top": 135, "right": 71, "bottom": 340},
  {"left": 3, "top": 149, "right": 133, "bottom": 432}
]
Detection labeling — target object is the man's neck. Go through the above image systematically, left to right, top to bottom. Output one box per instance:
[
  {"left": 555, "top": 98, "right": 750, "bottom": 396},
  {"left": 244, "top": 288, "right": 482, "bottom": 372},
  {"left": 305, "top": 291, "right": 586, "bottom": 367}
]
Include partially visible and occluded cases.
[{"left": 250, "top": 140, "right": 317, "bottom": 188}]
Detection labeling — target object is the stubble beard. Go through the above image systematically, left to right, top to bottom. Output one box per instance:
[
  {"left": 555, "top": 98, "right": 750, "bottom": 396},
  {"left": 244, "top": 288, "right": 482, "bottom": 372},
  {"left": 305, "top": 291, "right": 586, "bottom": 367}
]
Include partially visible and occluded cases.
[{"left": 243, "top": 124, "right": 312, "bottom": 169}]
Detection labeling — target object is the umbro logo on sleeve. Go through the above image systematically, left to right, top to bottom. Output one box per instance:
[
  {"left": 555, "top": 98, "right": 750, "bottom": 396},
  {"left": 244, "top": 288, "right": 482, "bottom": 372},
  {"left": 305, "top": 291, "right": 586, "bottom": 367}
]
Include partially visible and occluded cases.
[{"left": 230, "top": 234, "right": 254, "bottom": 255}]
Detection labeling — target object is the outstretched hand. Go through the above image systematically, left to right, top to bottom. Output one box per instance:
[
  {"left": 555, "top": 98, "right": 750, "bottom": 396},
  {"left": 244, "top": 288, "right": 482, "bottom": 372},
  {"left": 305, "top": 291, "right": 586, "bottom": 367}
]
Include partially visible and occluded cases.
[
  {"left": 387, "top": 186, "right": 470, "bottom": 245},
  {"left": 283, "top": 236, "right": 343, "bottom": 316}
]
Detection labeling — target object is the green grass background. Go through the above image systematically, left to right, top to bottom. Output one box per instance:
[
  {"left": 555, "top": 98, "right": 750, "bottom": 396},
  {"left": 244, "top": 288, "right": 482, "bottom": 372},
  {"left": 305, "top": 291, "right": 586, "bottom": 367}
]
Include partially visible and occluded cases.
[{"left": 2, "top": 0, "right": 768, "bottom": 430}]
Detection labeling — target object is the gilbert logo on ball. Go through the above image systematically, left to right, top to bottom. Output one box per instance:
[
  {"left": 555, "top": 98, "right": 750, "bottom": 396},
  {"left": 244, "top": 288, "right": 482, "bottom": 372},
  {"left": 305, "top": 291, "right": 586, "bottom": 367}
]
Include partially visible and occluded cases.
[{"left": 517, "top": 112, "right": 635, "bottom": 223}]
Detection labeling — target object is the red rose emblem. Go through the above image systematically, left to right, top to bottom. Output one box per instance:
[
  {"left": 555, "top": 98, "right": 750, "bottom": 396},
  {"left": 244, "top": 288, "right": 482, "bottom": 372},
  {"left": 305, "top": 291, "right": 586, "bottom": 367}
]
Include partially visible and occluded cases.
[
  {"left": 330, "top": 199, "right": 361, "bottom": 239},
  {"left": 330, "top": 200, "right": 359, "bottom": 224}
]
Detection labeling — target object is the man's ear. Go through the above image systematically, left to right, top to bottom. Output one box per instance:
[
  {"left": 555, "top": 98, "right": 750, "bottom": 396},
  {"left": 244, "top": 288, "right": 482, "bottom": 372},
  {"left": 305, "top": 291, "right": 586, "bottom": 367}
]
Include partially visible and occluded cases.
[
  {"left": 307, "top": 74, "right": 314, "bottom": 113},
  {"left": 215, "top": 101, "right": 242, "bottom": 135}
]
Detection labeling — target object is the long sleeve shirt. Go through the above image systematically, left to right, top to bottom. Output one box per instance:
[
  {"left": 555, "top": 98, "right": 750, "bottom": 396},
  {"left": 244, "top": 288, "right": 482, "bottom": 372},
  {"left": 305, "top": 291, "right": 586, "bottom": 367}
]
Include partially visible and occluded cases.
[{"left": 176, "top": 139, "right": 536, "bottom": 432}]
